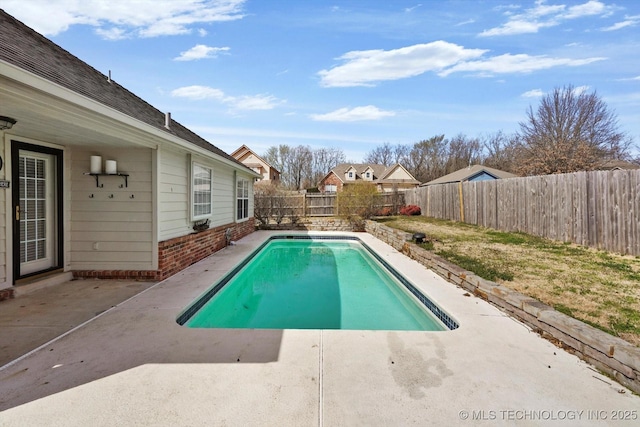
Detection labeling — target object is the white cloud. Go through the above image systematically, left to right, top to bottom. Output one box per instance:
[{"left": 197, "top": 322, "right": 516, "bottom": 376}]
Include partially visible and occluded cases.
[
  {"left": 0, "top": 0, "right": 246, "bottom": 38},
  {"left": 480, "top": 0, "right": 612, "bottom": 37},
  {"left": 561, "top": 0, "right": 606, "bottom": 19},
  {"left": 404, "top": 4, "right": 422, "bottom": 13},
  {"left": 601, "top": 14, "right": 640, "bottom": 31},
  {"left": 455, "top": 19, "right": 476, "bottom": 27},
  {"left": 480, "top": 19, "right": 551, "bottom": 36},
  {"left": 95, "top": 27, "right": 128, "bottom": 40},
  {"left": 198, "top": 28, "right": 208, "bottom": 37},
  {"left": 319, "top": 40, "right": 606, "bottom": 85},
  {"left": 318, "top": 41, "right": 487, "bottom": 87},
  {"left": 174, "top": 45, "right": 230, "bottom": 61},
  {"left": 439, "top": 53, "right": 605, "bottom": 77},
  {"left": 171, "top": 85, "right": 283, "bottom": 111},
  {"left": 171, "top": 85, "right": 226, "bottom": 100},
  {"left": 572, "top": 85, "right": 590, "bottom": 95},
  {"left": 522, "top": 89, "right": 545, "bottom": 97},
  {"left": 232, "top": 95, "right": 283, "bottom": 111},
  {"left": 310, "top": 106, "right": 396, "bottom": 122}
]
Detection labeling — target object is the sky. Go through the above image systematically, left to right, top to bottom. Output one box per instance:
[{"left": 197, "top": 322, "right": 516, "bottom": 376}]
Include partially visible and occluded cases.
[{"left": 2, "top": 0, "right": 639, "bottom": 161}]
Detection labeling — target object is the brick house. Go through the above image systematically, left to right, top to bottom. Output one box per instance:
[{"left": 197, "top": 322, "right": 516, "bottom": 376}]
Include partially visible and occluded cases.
[{"left": 318, "top": 163, "right": 420, "bottom": 193}]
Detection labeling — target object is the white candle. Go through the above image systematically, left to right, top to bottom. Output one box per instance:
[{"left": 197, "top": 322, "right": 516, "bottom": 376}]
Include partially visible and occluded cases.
[
  {"left": 90, "top": 156, "right": 102, "bottom": 174},
  {"left": 105, "top": 160, "right": 117, "bottom": 174}
]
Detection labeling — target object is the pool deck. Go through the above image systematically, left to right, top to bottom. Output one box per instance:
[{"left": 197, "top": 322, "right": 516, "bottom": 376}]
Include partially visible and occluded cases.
[{"left": 0, "top": 231, "right": 638, "bottom": 426}]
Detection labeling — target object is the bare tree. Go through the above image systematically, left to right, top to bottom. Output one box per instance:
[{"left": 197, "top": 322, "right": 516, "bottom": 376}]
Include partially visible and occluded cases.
[
  {"left": 517, "top": 85, "right": 633, "bottom": 175},
  {"left": 481, "top": 131, "right": 521, "bottom": 174},
  {"left": 444, "top": 134, "right": 483, "bottom": 174},
  {"left": 399, "top": 135, "right": 447, "bottom": 183},
  {"left": 364, "top": 142, "right": 395, "bottom": 166},
  {"left": 263, "top": 145, "right": 290, "bottom": 178},
  {"left": 287, "top": 145, "right": 313, "bottom": 190},
  {"left": 312, "top": 147, "right": 346, "bottom": 185}
]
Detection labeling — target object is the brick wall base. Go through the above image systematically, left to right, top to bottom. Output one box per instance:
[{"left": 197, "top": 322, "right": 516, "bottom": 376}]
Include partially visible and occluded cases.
[
  {"left": 72, "top": 219, "right": 255, "bottom": 281},
  {"left": 0, "top": 288, "right": 15, "bottom": 302}
]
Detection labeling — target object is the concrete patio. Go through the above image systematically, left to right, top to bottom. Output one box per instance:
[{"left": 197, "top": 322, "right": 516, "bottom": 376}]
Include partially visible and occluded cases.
[{"left": 0, "top": 231, "right": 638, "bottom": 426}]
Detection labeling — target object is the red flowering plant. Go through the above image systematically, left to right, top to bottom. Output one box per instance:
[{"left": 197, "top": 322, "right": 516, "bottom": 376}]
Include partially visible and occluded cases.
[{"left": 399, "top": 205, "right": 421, "bottom": 216}]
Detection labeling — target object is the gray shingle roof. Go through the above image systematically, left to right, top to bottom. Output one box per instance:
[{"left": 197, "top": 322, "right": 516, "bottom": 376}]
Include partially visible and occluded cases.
[
  {"left": 0, "top": 9, "right": 246, "bottom": 168},
  {"left": 327, "top": 163, "right": 419, "bottom": 185},
  {"left": 330, "top": 163, "right": 390, "bottom": 180},
  {"left": 422, "top": 164, "right": 516, "bottom": 186}
]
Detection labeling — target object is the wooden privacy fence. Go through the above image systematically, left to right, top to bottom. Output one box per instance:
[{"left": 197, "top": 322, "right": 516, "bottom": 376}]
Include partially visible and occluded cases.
[
  {"left": 404, "top": 169, "right": 640, "bottom": 256},
  {"left": 255, "top": 192, "right": 405, "bottom": 219}
]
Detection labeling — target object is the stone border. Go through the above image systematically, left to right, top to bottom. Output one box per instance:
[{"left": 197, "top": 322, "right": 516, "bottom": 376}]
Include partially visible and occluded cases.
[{"left": 365, "top": 220, "right": 640, "bottom": 394}]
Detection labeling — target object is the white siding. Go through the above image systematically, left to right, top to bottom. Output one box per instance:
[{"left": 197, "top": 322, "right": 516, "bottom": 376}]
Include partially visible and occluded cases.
[
  {"left": 69, "top": 147, "right": 154, "bottom": 270},
  {"left": 158, "top": 147, "right": 189, "bottom": 240},
  {"left": 159, "top": 148, "right": 247, "bottom": 241},
  {"left": 386, "top": 166, "right": 411, "bottom": 180}
]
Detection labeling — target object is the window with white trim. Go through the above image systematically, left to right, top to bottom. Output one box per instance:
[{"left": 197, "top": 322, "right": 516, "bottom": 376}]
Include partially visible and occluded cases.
[
  {"left": 192, "top": 162, "right": 212, "bottom": 219},
  {"left": 236, "top": 178, "right": 250, "bottom": 220}
]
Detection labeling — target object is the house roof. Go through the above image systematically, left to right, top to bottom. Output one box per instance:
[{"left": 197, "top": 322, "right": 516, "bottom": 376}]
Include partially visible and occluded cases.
[
  {"left": 0, "top": 9, "right": 248, "bottom": 170},
  {"left": 230, "top": 145, "right": 281, "bottom": 174},
  {"left": 597, "top": 159, "right": 640, "bottom": 171},
  {"left": 322, "top": 163, "right": 419, "bottom": 185},
  {"left": 327, "top": 163, "right": 390, "bottom": 182},
  {"left": 422, "top": 165, "right": 517, "bottom": 186}
]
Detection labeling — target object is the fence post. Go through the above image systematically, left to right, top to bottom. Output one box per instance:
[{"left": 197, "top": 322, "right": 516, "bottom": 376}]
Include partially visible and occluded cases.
[
  {"left": 458, "top": 182, "right": 465, "bottom": 223},
  {"left": 302, "top": 193, "right": 307, "bottom": 217}
]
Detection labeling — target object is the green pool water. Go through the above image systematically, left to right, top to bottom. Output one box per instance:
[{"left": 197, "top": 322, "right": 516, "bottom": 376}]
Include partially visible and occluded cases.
[{"left": 184, "top": 239, "right": 446, "bottom": 330}]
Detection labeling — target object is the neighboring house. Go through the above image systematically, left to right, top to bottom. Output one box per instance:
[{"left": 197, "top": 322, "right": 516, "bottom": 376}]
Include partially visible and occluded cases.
[
  {"left": 0, "top": 10, "right": 260, "bottom": 299},
  {"left": 230, "top": 145, "right": 281, "bottom": 183},
  {"left": 597, "top": 159, "right": 640, "bottom": 171},
  {"left": 319, "top": 163, "right": 420, "bottom": 193},
  {"left": 421, "top": 165, "right": 516, "bottom": 186}
]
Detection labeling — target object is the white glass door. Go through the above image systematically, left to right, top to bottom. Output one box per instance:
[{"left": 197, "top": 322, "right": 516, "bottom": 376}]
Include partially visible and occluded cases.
[{"left": 18, "top": 150, "right": 56, "bottom": 275}]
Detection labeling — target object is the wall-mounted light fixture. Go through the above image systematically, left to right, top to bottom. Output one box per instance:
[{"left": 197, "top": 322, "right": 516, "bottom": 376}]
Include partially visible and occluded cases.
[{"left": 0, "top": 116, "right": 17, "bottom": 130}]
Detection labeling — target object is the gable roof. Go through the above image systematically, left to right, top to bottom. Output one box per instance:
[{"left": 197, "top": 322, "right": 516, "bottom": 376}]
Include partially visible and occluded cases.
[
  {"left": 0, "top": 9, "right": 247, "bottom": 170},
  {"left": 230, "top": 145, "right": 281, "bottom": 174},
  {"left": 597, "top": 159, "right": 640, "bottom": 171},
  {"left": 321, "top": 163, "right": 419, "bottom": 185},
  {"left": 328, "top": 163, "right": 388, "bottom": 180},
  {"left": 375, "top": 163, "right": 420, "bottom": 184},
  {"left": 421, "top": 164, "right": 517, "bottom": 186}
]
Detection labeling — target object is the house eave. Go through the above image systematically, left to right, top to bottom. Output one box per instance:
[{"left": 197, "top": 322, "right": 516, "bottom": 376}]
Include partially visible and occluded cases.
[{"left": 2, "top": 60, "right": 256, "bottom": 175}]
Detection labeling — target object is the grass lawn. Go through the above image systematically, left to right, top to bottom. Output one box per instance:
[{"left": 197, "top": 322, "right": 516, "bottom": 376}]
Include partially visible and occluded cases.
[{"left": 376, "top": 216, "right": 640, "bottom": 347}]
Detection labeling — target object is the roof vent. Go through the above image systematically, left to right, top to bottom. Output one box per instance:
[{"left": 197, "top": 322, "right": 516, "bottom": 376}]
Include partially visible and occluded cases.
[
  {"left": 107, "top": 70, "right": 112, "bottom": 83},
  {"left": 165, "top": 112, "right": 171, "bottom": 129}
]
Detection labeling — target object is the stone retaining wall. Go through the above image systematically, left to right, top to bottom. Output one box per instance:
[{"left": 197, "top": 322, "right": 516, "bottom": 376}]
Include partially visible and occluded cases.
[
  {"left": 258, "top": 217, "right": 360, "bottom": 232},
  {"left": 365, "top": 220, "right": 640, "bottom": 394}
]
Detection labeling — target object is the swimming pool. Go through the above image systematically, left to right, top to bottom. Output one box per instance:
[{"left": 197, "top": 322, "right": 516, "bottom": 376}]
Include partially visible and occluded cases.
[{"left": 177, "top": 236, "right": 458, "bottom": 331}]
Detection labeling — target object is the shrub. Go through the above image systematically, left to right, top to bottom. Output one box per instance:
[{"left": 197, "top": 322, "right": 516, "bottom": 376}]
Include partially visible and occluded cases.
[
  {"left": 337, "top": 182, "right": 378, "bottom": 220},
  {"left": 399, "top": 205, "right": 421, "bottom": 216},
  {"left": 376, "top": 207, "right": 393, "bottom": 216}
]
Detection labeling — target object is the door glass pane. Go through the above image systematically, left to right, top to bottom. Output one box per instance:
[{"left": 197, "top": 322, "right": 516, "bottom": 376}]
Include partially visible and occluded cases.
[{"left": 19, "top": 155, "right": 48, "bottom": 263}]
